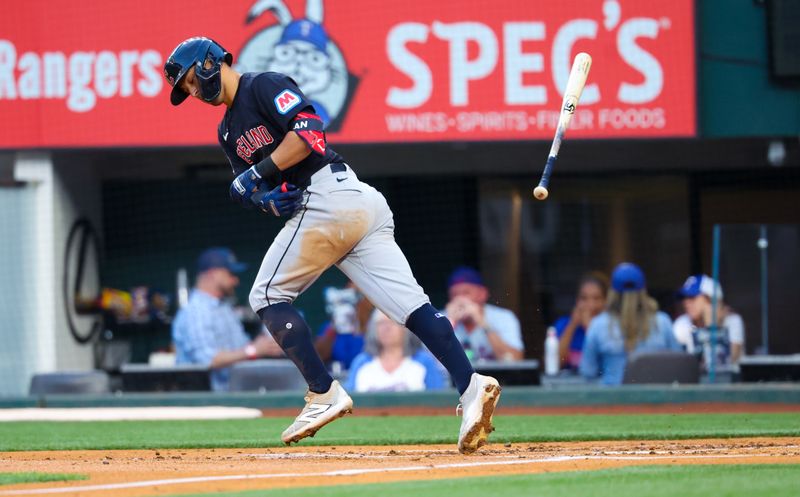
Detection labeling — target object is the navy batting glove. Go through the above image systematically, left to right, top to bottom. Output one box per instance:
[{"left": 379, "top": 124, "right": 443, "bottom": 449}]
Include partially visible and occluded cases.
[
  {"left": 229, "top": 166, "right": 263, "bottom": 207},
  {"left": 253, "top": 182, "right": 304, "bottom": 217}
]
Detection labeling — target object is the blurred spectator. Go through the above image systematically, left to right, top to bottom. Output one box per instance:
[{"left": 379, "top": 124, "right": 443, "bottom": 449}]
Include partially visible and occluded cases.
[
  {"left": 172, "top": 247, "right": 282, "bottom": 391},
  {"left": 580, "top": 263, "right": 681, "bottom": 385},
  {"left": 445, "top": 266, "right": 524, "bottom": 361},
  {"left": 551, "top": 272, "right": 609, "bottom": 370},
  {"left": 674, "top": 275, "right": 745, "bottom": 366},
  {"left": 314, "top": 281, "right": 373, "bottom": 372},
  {"left": 344, "top": 309, "right": 447, "bottom": 392}
]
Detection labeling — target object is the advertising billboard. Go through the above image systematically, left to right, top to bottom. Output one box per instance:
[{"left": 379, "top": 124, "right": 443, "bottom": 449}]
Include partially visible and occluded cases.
[{"left": 0, "top": 0, "right": 695, "bottom": 148}]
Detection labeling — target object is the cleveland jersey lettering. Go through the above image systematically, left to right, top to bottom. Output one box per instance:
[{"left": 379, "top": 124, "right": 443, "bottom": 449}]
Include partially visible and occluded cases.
[
  {"left": 217, "top": 72, "right": 343, "bottom": 186},
  {"left": 235, "top": 125, "right": 275, "bottom": 165}
]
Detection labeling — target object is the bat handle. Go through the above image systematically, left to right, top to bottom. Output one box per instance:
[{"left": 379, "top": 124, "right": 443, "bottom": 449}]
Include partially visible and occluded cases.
[{"left": 538, "top": 155, "right": 557, "bottom": 190}]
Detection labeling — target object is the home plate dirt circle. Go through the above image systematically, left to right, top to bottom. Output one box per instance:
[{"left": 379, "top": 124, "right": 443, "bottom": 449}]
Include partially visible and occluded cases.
[{"left": 1, "top": 438, "right": 799, "bottom": 497}]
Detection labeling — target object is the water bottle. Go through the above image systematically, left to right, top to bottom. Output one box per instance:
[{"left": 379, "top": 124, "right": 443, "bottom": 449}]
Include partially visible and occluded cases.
[{"left": 544, "top": 327, "right": 560, "bottom": 376}]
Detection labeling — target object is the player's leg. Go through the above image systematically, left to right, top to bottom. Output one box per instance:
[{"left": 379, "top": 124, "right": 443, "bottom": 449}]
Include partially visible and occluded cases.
[
  {"left": 250, "top": 172, "right": 375, "bottom": 444},
  {"left": 250, "top": 180, "right": 371, "bottom": 388},
  {"left": 336, "top": 184, "right": 500, "bottom": 453},
  {"left": 332, "top": 186, "right": 467, "bottom": 387},
  {"left": 249, "top": 203, "right": 356, "bottom": 445},
  {"left": 250, "top": 208, "right": 333, "bottom": 395},
  {"left": 338, "top": 235, "right": 475, "bottom": 394}
]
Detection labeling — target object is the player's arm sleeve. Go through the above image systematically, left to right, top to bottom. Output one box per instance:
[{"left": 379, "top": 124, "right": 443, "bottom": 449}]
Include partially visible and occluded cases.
[
  {"left": 252, "top": 72, "right": 315, "bottom": 132},
  {"left": 252, "top": 73, "right": 328, "bottom": 156},
  {"left": 288, "top": 110, "right": 327, "bottom": 155}
]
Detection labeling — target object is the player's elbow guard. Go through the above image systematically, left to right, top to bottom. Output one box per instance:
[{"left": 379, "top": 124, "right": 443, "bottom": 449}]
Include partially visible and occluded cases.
[{"left": 291, "top": 112, "right": 327, "bottom": 155}]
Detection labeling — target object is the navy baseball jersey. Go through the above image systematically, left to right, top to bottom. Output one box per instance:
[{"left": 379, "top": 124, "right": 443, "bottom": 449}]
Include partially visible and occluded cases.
[{"left": 218, "top": 72, "right": 344, "bottom": 188}]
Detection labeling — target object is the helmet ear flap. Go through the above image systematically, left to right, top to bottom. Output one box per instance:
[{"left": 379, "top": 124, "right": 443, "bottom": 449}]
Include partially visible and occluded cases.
[{"left": 196, "top": 57, "right": 223, "bottom": 102}]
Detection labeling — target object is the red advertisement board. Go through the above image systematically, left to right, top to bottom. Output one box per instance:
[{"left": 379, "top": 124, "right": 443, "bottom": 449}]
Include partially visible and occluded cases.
[{"left": 0, "top": 0, "right": 695, "bottom": 148}]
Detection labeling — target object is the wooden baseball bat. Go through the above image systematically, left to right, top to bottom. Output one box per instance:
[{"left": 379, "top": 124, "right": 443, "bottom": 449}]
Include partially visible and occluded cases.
[{"left": 534, "top": 52, "right": 592, "bottom": 200}]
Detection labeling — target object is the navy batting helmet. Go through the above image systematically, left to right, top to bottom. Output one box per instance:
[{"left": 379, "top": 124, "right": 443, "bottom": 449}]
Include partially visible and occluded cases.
[{"left": 164, "top": 37, "right": 233, "bottom": 106}]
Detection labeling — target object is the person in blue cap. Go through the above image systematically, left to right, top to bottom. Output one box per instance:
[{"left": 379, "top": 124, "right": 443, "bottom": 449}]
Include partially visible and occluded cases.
[
  {"left": 172, "top": 248, "right": 281, "bottom": 391},
  {"left": 579, "top": 262, "right": 681, "bottom": 385},
  {"left": 444, "top": 266, "right": 524, "bottom": 362},
  {"left": 673, "top": 275, "right": 744, "bottom": 366}
]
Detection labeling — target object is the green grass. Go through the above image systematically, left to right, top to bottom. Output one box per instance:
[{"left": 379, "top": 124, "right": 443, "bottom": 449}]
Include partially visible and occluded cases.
[
  {"left": 0, "top": 413, "right": 797, "bottom": 451},
  {"left": 167, "top": 464, "right": 800, "bottom": 497},
  {"left": 0, "top": 472, "right": 87, "bottom": 486}
]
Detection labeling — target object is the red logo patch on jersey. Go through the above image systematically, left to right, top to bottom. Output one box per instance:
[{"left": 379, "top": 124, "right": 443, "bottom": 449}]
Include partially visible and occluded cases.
[{"left": 274, "top": 90, "right": 301, "bottom": 115}]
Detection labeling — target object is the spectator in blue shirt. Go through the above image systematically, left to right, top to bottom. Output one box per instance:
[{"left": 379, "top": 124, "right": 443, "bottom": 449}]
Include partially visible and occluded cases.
[
  {"left": 172, "top": 247, "right": 282, "bottom": 391},
  {"left": 580, "top": 263, "right": 681, "bottom": 385},
  {"left": 551, "top": 272, "right": 609, "bottom": 370}
]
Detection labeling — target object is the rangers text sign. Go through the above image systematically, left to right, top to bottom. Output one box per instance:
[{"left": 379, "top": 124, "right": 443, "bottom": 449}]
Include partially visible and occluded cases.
[{"left": 0, "top": 0, "right": 694, "bottom": 148}]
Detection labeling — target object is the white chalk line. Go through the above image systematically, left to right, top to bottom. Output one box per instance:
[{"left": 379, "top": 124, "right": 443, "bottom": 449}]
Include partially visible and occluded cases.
[{"left": 0, "top": 453, "right": 786, "bottom": 495}]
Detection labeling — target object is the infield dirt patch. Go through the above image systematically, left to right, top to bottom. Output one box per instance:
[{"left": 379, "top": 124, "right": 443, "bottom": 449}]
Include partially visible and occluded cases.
[{"left": 1, "top": 437, "right": 799, "bottom": 497}]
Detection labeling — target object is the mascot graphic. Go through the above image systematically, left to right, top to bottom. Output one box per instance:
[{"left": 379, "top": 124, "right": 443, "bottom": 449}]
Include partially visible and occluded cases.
[{"left": 238, "top": 0, "right": 358, "bottom": 131}]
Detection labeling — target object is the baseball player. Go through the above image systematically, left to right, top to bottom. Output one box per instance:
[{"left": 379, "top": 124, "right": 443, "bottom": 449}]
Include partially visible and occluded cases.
[{"left": 164, "top": 37, "right": 500, "bottom": 454}]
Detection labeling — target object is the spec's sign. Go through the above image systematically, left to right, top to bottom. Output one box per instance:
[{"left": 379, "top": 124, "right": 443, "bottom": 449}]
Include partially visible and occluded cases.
[{"left": 0, "top": 0, "right": 694, "bottom": 148}]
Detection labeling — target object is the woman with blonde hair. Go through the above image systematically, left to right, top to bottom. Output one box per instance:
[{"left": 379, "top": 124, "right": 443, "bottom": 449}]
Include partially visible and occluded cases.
[{"left": 579, "top": 263, "right": 681, "bottom": 385}]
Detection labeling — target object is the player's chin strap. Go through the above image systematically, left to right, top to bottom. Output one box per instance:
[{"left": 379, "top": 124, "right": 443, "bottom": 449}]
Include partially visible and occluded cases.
[{"left": 291, "top": 111, "right": 327, "bottom": 155}]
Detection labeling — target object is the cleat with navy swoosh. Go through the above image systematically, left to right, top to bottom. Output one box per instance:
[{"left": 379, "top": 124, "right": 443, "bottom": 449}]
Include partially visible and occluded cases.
[{"left": 281, "top": 380, "right": 353, "bottom": 445}]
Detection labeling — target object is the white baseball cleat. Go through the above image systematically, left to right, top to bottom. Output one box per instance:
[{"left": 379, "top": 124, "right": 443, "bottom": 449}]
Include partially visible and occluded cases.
[
  {"left": 457, "top": 373, "right": 502, "bottom": 454},
  {"left": 281, "top": 380, "right": 353, "bottom": 445}
]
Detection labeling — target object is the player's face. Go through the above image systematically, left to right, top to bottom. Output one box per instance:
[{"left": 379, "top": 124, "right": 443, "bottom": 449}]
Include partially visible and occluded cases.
[
  {"left": 179, "top": 62, "right": 225, "bottom": 106},
  {"left": 180, "top": 67, "right": 201, "bottom": 99},
  {"left": 448, "top": 282, "right": 488, "bottom": 305},
  {"left": 577, "top": 282, "right": 605, "bottom": 316}
]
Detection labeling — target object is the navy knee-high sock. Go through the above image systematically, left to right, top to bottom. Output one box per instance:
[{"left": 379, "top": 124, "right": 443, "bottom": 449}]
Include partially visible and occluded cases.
[
  {"left": 257, "top": 303, "right": 333, "bottom": 394},
  {"left": 405, "top": 303, "right": 475, "bottom": 395}
]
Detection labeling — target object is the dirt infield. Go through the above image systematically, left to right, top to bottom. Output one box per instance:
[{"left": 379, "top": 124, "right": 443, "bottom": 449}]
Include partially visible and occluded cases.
[
  {"left": 260, "top": 402, "right": 800, "bottom": 417},
  {"left": 1, "top": 437, "right": 799, "bottom": 497}
]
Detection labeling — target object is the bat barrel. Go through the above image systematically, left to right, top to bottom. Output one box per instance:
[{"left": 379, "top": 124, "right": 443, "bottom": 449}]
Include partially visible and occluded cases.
[{"left": 538, "top": 155, "right": 557, "bottom": 189}]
